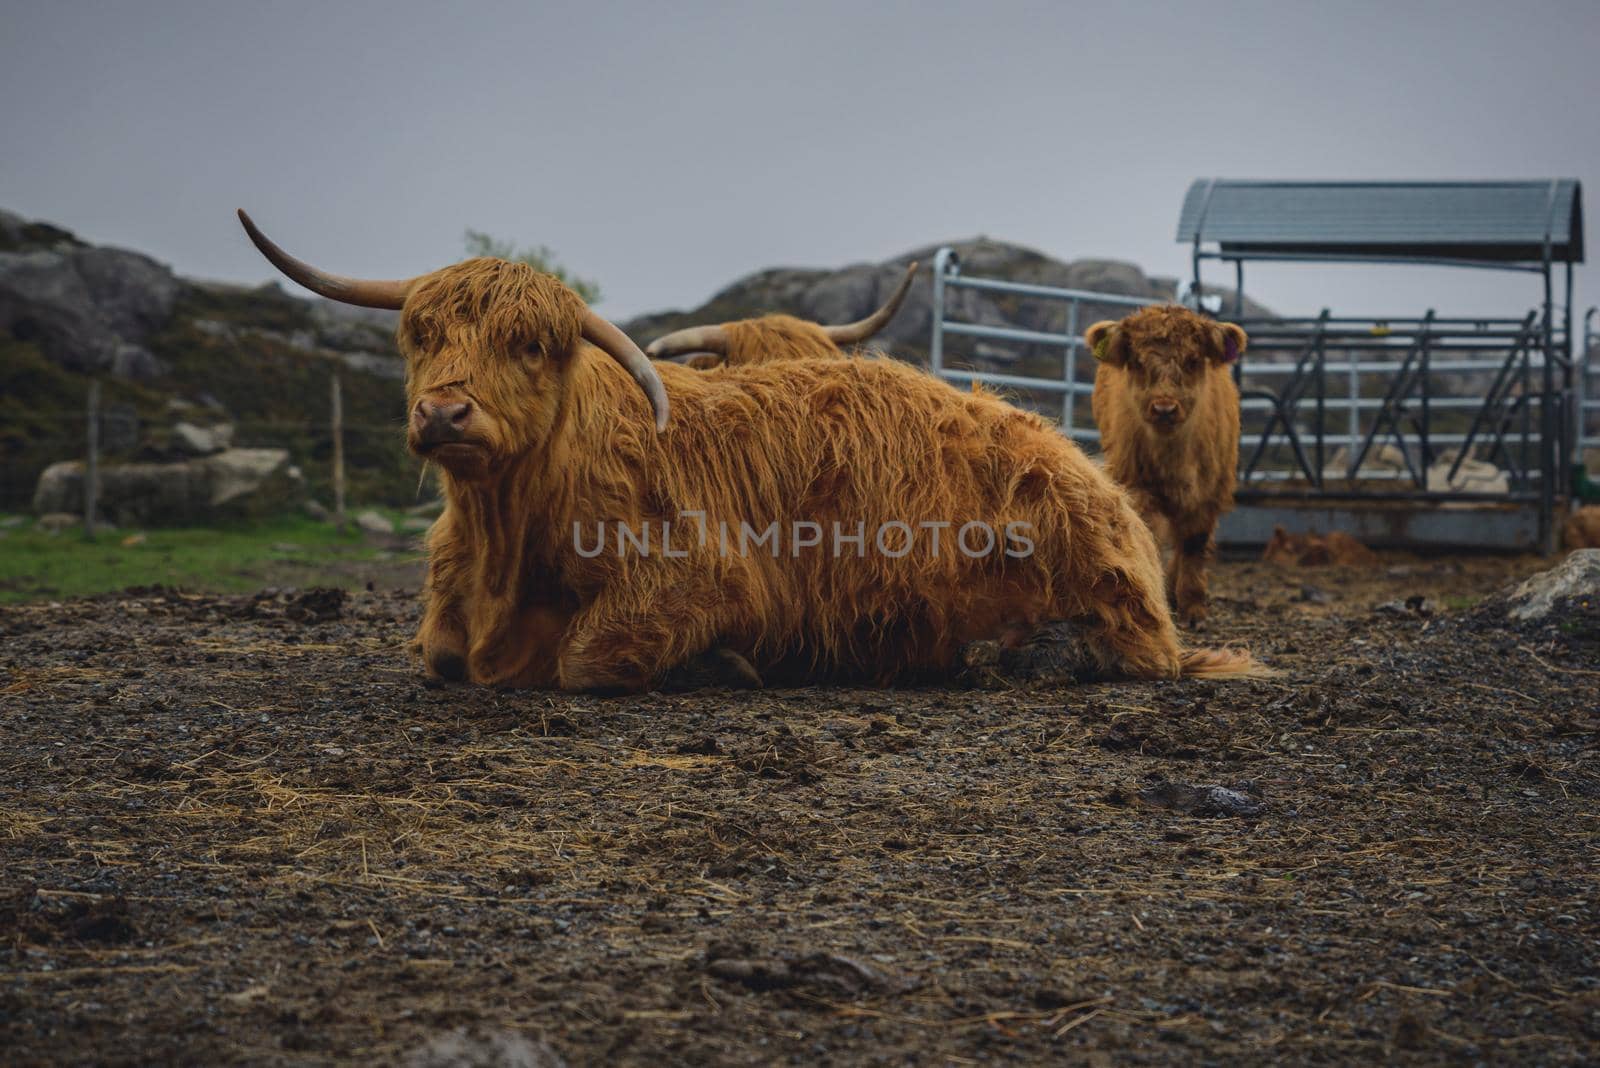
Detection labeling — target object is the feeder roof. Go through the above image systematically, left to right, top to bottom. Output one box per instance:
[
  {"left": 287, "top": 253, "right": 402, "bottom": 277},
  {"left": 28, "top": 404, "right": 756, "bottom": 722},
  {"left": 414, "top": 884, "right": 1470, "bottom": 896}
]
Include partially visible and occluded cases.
[{"left": 1177, "top": 179, "right": 1583, "bottom": 265}]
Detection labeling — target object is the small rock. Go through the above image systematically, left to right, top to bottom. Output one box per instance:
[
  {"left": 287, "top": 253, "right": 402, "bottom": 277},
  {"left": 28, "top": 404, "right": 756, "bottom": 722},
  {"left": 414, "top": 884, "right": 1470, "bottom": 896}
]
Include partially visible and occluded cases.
[
  {"left": 170, "top": 421, "right": 234, "bottom": 457},
  {"left": 406, "top": 498, "right": 446, "bottom": 518},
  {"left": 304, "top": 499, "right": 331, "bottom": 522},
  {"left": 355, "top": 510, "right": 395, "bottom": 536},
  {"left": 35, "top": 512, "right": 81, "bottom": 533},
  {"left": 400, "top": 516, "right": 434, "bottom": 533},
  {"left": 1375, "top": 595, "right": 1435, "bottom": 618},
  {"left": 1138, "top": 780, "right": 1266, "bottom": 818},
  {"left": 706, "top": 950, "right": 904, "bottom": 997},
  {"left": 402, "top": 1027, "right": 565, "bottom": 1068}
]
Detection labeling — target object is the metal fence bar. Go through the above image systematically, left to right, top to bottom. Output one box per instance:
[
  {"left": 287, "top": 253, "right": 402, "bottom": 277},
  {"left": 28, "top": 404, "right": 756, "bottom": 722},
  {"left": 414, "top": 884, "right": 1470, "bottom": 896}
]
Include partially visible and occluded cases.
[
  {"left": 943, "top": 274, "right": 1156, "bottom": 306},
  {"left": 1581, "top": 306, "right": 1599, "bottom": 460}
]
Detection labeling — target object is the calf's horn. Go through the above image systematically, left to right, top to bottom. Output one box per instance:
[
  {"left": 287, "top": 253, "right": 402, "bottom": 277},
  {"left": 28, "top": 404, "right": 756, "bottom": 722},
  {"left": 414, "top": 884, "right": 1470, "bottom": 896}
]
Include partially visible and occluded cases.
[
  {"left": 237, "top": 210, "right": 412, "bottom": 310},
  {"left": 824, "top": 261, "right": 918, "bottom": 344}
]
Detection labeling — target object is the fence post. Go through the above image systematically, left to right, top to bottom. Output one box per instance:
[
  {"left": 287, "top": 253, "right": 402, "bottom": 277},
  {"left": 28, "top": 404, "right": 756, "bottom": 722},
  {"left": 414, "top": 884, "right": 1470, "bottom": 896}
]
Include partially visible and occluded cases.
[
  {"left": 331, "top": 373, "right": 346, "bottom": 532},
  {"left": 84, "top": 379, "right": 100, "bottom": 538}
]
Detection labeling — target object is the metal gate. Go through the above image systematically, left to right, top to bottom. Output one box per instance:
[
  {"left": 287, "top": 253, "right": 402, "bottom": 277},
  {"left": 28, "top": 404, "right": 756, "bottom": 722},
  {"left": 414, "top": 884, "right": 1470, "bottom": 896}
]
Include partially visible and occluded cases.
[
  {"left": 927, "top": 247, "right": 1157, "bottom": 441},
  {"left": 928, "top": 247, "right": 1577, "bottom": 549}
]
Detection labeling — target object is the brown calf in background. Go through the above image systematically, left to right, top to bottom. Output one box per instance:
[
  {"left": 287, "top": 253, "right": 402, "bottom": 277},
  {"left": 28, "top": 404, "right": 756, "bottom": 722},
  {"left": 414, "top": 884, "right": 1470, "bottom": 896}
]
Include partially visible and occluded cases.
[{"left": 1088, "top": 306, "right": 1245, "bottom": 626}]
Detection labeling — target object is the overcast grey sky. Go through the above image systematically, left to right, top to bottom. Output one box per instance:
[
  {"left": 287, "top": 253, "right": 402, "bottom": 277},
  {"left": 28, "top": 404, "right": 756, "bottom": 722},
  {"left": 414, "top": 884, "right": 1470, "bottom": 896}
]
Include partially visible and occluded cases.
[{"left": 3, "top": 0, "right": 1595, "bottom": 324}]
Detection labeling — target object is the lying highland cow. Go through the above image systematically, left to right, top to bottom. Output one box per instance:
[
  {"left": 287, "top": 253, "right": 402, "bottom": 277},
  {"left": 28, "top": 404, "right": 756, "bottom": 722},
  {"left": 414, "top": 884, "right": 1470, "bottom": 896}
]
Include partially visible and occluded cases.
[
  {"left": 240, "top": 212, "right": 1263, "bottom": 689},
  {"left": 645, "top": 263, "right": 917, "bottom": 368},
  {"left": 1088, "top": 306, "right": 1246, "bottom": 626}
]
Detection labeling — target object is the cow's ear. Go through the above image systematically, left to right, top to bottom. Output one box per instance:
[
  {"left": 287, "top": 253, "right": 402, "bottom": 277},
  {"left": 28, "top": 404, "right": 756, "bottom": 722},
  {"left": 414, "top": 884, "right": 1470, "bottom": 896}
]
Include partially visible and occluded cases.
[
  {"left": 1085, "top": 321, "right": 1127, "bottom": 366},
  {"left": 1210, "top": 322, "right": 1247, "bottom": 364}
]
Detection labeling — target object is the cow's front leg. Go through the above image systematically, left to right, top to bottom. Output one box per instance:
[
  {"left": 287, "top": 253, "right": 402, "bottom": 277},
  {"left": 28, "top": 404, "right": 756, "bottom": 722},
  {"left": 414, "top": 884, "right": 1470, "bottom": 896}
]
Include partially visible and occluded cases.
[
  {"left": 1170, "top": 517, "right": 1218, "bottom": 627},
  {"left": 416, "top": 523, "right": 471, "bottom": 680},
  {"left": 556, "top": 581, "right": 728, "bottom": 693},
  {"left": 417, "top": 597, "right": 470, "bottom": 681},
  {"left": 464, "top": 601, "right": 570, "bottom": 689}
]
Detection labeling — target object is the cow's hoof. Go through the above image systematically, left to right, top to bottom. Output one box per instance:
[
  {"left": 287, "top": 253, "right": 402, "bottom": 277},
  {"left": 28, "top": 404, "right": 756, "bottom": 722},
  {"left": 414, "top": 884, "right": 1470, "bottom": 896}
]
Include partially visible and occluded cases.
[
  {"left": 1178, "top": 606, "right": 1209, "bottom": 630},
  {"left": 660, "top": 647, "right": 764, "bottom": 691},
  {"left": 427, "top": 649, "right": 468, "bottom": 682}
]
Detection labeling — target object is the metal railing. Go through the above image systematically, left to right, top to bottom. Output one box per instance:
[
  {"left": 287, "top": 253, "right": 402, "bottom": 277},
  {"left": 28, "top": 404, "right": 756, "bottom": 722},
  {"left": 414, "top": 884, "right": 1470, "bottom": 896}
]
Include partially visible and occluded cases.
[
  {"left": 928, "top": 247, "right": 1577, "bottom": 541},
  {"left": 928, "top": 247, "right": 1159, "bottom": 438},
  {"left": 1581, "top": 306, "right": 1599, "bottom": 464},
  {"left": 1227, "top": 312, "right": 1562, "bottom": 496}
]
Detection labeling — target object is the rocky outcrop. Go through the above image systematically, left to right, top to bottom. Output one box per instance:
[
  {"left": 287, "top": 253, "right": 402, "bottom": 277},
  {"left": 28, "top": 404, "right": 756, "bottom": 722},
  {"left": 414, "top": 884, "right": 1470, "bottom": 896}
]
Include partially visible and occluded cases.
[
  {"left": 0, "top": 237, "right": 186, "bottom": 380},
  {"left": 622, "top": 237, "right": 1273, "bottom": 365},
  {"left": 32, "top": 449, "right": 302, "bottom": 526}
]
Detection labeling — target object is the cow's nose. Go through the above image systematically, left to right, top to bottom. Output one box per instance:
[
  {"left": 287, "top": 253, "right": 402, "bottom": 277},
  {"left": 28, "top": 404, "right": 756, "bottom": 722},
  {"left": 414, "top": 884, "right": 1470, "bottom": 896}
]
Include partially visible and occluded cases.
[
  {"left": 413, "top": 399, "right": 472, "bottom": 443},
  {"left": 1149, "top": 400, "right": 1179, "bottom": 421}
]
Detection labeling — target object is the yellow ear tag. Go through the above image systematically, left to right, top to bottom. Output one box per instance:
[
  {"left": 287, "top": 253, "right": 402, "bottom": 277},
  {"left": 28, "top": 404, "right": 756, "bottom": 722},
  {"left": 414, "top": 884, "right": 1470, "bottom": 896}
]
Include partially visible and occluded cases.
[{"left": 1092, "top": 337, "right": 1112, "bottom": 361}]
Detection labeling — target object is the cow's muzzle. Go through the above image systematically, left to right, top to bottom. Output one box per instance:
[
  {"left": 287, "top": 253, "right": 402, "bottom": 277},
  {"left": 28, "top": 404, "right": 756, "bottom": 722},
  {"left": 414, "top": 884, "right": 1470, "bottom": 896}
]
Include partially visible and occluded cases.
[
  {"left": 411, "top": 398, "right": 473, "bottom": 449},
  {"left": 1146, "top": 398, "right": 1183, "bottom": 431}
]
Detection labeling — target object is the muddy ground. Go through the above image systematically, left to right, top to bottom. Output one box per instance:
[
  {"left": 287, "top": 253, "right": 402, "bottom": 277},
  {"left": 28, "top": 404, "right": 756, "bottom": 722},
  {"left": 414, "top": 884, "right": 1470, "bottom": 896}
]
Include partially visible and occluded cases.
[{"left": 1, "top": 554, "right": 1597, "bottom": 1065}]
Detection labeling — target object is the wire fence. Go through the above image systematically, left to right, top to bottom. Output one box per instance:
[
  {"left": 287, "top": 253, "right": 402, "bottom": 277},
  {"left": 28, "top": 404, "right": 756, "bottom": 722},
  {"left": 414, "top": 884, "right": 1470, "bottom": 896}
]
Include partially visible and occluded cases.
[{"left": 1, "top": 410, "right": 417, "bottom": 514}]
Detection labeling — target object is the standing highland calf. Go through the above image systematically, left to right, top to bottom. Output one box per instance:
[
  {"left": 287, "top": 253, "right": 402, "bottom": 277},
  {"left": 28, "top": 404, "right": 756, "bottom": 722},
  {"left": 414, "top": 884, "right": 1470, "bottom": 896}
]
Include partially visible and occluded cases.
[
  {"left": 239, "top": 212, "right": 1262, "bottom": 689},
  {"left": 646, "top": 263, "right": 917, "bottom": 368},
  {"left": 1088, "top": 306, "right": 1246, "bottom": 626}
]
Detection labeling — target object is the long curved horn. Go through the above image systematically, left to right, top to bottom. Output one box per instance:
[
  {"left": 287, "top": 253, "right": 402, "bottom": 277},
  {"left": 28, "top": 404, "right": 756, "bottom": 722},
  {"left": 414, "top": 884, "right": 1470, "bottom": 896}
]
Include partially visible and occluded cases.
[
  {"left": 237, "top": 210, "right": 412, "bottom": 310},
  {"left": 824, "top": 261, "right": 918, "bottom": 344},
  {"left": 582, "top": 312, "right": 670, "bottom": 432},
  {"left": 644, "top": 324, "right": 728, "bottom": 361}
]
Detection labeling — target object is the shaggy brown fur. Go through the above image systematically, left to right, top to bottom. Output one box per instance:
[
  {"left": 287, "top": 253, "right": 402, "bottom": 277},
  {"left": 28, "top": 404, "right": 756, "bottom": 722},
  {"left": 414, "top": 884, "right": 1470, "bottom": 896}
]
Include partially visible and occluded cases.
[
  {"left": 341, "top": 261, "right": 1264, "bottom": 691},
  {"left": 649, "top": 263, "right": 918, "bottom": 370},
  {"left": 1089, "top": 306, "right": 1245, "bottom": 626},
  {"left": 654, "top": 314, "right": 865, "bottom": 371},
  {"left": 719, "top": 315, "right": 849, "bottom": 366},
  {"left": 1563, "top": 505, "right": 1600, "bottom": 550},
  {"left": 1261, "top": 526, "right": 1381, "bottom": 567}
]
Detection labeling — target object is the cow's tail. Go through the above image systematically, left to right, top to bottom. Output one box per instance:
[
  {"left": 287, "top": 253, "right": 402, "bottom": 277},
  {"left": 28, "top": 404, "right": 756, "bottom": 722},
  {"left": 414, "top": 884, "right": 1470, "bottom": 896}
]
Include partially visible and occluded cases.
[{"left": 1179, "top": 645, "right": 1277, "bottom": 679}]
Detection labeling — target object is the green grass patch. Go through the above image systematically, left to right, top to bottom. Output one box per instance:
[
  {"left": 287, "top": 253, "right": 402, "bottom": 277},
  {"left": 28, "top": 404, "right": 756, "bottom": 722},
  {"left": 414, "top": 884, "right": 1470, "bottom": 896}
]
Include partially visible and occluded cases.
[{"left": 0, "top": 513, "right": 418, "bottom": 603}]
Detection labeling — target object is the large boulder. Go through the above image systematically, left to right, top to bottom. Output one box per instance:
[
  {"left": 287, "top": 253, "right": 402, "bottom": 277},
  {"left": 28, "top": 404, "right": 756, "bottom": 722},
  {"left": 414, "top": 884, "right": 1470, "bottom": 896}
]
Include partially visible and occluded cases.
[
  {"left": 621, "top": 238, "right": 1271, "bottom": 370},
  {"left": 0, "top": 239, "right": 185, "bottom": 381},
  {"left": 169, "top": 421, "right": 234, "bottom": 457},
  {"left": 32, "top": 448, "right": 302, "bottom": 526},
  {"left": 1504, "top": 549, "right": 1600, "bottom": 621}
]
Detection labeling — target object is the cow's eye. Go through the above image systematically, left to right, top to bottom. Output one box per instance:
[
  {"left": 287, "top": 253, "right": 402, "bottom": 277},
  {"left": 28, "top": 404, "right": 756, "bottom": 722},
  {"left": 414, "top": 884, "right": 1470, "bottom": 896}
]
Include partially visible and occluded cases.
[{"left": 524, "top": 340, "right": 543, "bottom": 359}]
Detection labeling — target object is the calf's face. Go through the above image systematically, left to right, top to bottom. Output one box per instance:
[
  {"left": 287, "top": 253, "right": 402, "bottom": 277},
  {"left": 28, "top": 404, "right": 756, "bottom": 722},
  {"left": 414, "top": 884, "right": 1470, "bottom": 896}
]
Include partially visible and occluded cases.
[{"left": 1086, "top": 306, "right": 1246, "bottom": 434}]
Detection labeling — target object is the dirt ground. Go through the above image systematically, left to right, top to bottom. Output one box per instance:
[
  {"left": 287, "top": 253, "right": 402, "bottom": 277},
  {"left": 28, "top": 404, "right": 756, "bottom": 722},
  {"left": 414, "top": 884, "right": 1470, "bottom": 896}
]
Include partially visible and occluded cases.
[{"left": 1, "top": 553, "right": 1597, "bottom": 1065}]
